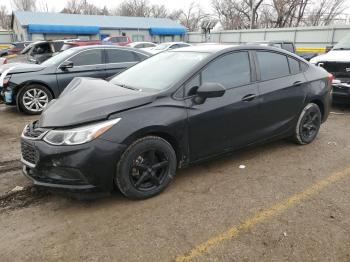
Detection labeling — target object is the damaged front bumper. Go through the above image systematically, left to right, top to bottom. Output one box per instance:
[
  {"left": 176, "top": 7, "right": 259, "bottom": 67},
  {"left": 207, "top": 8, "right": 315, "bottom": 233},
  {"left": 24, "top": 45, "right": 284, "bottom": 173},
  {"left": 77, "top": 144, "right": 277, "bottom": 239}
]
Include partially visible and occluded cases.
[{"left": 332, "top": 79, "right": 350, "bottom": 103}]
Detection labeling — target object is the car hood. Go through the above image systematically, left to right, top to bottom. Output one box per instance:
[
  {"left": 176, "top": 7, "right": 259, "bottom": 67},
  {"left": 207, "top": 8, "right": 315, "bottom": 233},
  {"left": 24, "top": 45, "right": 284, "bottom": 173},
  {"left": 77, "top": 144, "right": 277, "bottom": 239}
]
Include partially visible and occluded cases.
[
  {"left": 310, "top": 50, "right": 350, "bottom": 64},
  {"left": 0, "top": 63, "right": 45, "bottom": 74},
  {"left": 38, "top": 77, "right": 156, "bottom": 128}
]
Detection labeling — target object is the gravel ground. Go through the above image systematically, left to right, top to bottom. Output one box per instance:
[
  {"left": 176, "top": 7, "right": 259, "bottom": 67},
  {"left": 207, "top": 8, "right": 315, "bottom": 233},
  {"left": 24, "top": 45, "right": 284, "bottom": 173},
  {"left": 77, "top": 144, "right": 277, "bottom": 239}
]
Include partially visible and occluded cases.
[{"left": 0, "top": 103, "right": 349, "bottom": 262}]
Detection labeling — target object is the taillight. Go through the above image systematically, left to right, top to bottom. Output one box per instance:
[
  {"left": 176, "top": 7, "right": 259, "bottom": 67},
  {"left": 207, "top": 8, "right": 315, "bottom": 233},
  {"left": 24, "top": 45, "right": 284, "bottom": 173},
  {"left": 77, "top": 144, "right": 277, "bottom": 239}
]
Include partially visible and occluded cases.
[{"left": 327, "top": 73, "right": 334, "bottom": 82}]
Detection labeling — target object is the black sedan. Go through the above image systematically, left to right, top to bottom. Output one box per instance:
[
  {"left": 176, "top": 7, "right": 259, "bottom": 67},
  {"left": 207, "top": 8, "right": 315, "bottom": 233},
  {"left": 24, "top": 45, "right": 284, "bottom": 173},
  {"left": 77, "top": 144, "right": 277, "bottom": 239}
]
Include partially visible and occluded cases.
[
  {"left": 0, "top": 45, "right": 150, "bottom": 114},
  {"left": 21, "top": 45, "right": 331, "bottom": 199}
]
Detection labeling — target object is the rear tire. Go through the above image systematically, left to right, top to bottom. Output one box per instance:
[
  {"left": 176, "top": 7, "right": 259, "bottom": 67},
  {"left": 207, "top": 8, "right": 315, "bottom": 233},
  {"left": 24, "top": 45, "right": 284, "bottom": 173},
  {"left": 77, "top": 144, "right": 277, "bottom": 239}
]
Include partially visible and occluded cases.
[
  {"left": 18, "top": 84, "right": 53, "bottom": 115},
  {"left": 293, "top": 103, "right": 322, "bottom": 145},
  {"left": 115, "top": 136, "right": 177, "bottom": 199}
]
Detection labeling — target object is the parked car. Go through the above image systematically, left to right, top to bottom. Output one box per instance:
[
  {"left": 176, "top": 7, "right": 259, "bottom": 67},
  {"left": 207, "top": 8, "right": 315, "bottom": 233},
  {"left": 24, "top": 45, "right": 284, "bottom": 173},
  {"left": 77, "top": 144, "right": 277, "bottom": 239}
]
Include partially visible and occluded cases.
[
  {"left": 310, "top": 34, "right": 350, "bottom": 104},
  {"left": 102, "top": 36, "right": 132, "bottom": 46},
  {"left": 9, "top": 40, "right": 67, "bottom": 64},
  {"left": 60, "top": 40, "right": 102, "bottom": 51},
  {"left": 7, "top": 41, "right": 33, "bottom": 55},
  {"left": 248, "top": 41, "right": 296, "bottom": 53},
  {"left": 127, "top": 42, "right": 157, "bottom": 49},
  {"left": 143, "top": 42, "right": 191, "bottom": 54},
  {"left": 0, "top": 45, "right": 150, "bottom": 114},
  {"left": 20, "top": 45, "right": 331, "bottom": 199},
  {"left": 0, "top": 48, "right": 8, "bottom": 57},
  {"left": 297, "top": 52, "right": 319, "bottom": 61}
]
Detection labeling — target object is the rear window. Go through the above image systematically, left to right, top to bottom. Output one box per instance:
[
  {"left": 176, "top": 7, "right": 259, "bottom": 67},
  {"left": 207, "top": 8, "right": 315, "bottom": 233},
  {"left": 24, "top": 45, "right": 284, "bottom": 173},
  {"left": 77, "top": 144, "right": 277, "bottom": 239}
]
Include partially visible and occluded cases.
[
  {"left": 112, "top": 37, "right": 128, "bottom": 43},
  {"left": 106, "top": 49, "right": 137, "bottom": 63},
  {"left": 257, "top": 51, "right": 290, "bottom": 81}
]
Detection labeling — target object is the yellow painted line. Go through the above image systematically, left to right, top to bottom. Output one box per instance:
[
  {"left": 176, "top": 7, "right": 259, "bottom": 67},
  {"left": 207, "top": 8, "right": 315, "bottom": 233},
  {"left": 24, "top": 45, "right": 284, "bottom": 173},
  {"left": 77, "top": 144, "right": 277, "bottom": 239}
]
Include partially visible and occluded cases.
[
  {"left": 296, "top": 47, "right": 326, "bottom": 53},
  {"left": 175, "top": 166, "right": 350, "bottom": 262}
]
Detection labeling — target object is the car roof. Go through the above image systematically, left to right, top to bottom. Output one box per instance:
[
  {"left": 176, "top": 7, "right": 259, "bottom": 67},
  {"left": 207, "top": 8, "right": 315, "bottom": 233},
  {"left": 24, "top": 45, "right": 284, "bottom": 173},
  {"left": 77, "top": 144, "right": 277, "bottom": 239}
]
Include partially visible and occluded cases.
[
  {"left": 171, "top": 44, "right": 302, "bottom": 58},
  {"left": 171, "top": 44, "right": 237, "bottom": 53},
  {"left": 66, "top": 45, "right": 152, "bottom": 56}
]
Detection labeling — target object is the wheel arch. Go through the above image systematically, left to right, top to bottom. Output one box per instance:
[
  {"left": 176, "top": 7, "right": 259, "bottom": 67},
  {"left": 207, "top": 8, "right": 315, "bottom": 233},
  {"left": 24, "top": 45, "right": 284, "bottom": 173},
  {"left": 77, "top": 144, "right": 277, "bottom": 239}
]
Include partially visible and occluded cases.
[
  {"left": 14, "top": 80, "right": 55, "bottom": 99},
  {"left": 309, "top": 98, "right": 325, "bottom": 121},
  {"left": 123, "top": 127, "right": 188, "bottom": 168}
]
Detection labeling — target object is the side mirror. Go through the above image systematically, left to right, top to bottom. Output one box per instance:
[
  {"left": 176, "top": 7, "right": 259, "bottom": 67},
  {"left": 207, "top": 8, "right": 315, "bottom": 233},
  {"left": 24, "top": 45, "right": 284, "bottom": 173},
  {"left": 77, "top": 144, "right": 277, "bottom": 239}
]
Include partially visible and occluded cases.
[
  {"left": 59, "top": 61, "right": 74, "bottom": 70},
  {"left": 193, "top": 82, "right": 225, "bottom": 104}
]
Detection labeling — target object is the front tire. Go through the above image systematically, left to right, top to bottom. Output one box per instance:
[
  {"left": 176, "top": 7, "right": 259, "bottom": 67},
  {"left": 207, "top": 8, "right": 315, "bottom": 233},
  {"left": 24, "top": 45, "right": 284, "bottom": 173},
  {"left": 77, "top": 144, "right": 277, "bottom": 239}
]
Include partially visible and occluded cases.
[
  {"left": 18, "top": 84, "right": 53, "bottom": 115},
  {"left": 293, "top": 103, "right": 322, "bottom": 145},
  {"left": 115, "top": 136, "right": 177, "bottom": 199}
]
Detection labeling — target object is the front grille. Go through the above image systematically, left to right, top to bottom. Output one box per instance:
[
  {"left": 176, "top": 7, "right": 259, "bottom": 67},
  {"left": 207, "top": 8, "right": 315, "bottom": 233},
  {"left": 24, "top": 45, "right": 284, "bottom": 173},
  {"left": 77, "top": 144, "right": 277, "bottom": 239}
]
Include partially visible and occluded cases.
[
  {"left": 320, "top": 62, "right": 350, "bottom": 79},
  {"left": 333, "top": 85, "right": 349, "bottom": 94},
  {"left": 23, "top": 121, "right": 48, "bottom": 139},
  {"left": 21, "top": 140, "right": 38, "bottom": 165}
]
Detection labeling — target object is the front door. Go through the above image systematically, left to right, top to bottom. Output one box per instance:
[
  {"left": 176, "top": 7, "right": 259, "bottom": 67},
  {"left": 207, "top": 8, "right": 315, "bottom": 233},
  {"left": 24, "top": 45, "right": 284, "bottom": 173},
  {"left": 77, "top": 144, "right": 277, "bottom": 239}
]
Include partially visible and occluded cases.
[
  {"left": 56, "top": 48, "right": 106, "bottom": 92},
  {"left": 186, "top": 51, "right": 261, "bottom": 162}
]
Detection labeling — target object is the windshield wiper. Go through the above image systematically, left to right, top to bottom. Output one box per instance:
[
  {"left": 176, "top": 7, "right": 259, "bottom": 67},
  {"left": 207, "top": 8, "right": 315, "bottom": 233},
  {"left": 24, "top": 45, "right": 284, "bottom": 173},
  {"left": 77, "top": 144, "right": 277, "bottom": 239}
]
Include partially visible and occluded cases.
[{"left": 115, "top": 83, "right": 142, "bottom": 91}]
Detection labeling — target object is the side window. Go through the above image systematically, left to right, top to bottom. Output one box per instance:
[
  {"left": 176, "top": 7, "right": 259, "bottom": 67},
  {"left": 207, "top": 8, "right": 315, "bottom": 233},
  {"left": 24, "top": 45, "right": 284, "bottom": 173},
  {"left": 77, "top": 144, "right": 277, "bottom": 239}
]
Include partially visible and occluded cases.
[
  {"left": 53, "top": 41, "right": 64, "bottom": 51},
  {"left": 283, "top": 43, "right": 295, "bottom": 53},
  {"left": 169, "top": 44, "right": 179, "bottom": 50},
  {"left": 70, "top": 49, "right": 103, "bottom": 66},
  {"left": 106, "top": 49, "right": 136, "bottom": 63},
  {"left": 202, "top": 51, "right": 251, "bottom": 89},
  {"left": 256, "top": 51, "right": 289, "bottom": 81},
  {"left": 133, "top": 52, "right": 148, "bottom": 62},
  {"left": 288, "top": 57, "right": 301, "bottom": 75},
  {"left": 185, "top": 74, "right": 201, "bottom": 96}
]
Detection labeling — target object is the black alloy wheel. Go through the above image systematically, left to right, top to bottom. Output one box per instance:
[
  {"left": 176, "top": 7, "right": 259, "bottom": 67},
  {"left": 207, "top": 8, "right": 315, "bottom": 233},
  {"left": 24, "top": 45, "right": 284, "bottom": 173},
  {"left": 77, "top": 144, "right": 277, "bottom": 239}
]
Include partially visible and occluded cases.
[
  {"left": 293, "top": 103, "right": 322, "bottom": 145},
  {"left": 116, "top": 136, "right": 177, "bottom": 199},
  {"left": 130, "top": 149, "right": 169, "bottom": 191}
]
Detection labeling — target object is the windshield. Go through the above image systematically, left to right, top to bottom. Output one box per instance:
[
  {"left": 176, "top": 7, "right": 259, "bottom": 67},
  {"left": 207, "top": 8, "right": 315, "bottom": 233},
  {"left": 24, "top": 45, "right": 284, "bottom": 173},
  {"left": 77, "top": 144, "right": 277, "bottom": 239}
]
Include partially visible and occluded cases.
[
  {"left": 333, "top": 34, "right": 350, "bottom": 50},
  {"left": 154, "top": 43, "right": 171, "bottom": 50},
  {"left": 41, "top": 48, "right": 77, "bottom": 66},
  {"left": 110, "top": 51, "right": 209, "bottom": 91}
]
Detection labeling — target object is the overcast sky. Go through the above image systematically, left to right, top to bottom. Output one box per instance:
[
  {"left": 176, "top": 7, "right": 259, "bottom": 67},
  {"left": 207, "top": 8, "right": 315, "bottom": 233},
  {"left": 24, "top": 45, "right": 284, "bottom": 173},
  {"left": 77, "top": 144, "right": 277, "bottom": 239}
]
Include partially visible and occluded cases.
[{"left": 0, "top": 0, "right": 213, "bottom": 13}]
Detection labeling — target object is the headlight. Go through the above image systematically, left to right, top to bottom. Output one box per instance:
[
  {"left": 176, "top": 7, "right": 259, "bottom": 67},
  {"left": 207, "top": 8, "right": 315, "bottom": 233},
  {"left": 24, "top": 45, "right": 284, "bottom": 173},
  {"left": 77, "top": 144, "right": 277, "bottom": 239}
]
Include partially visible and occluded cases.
[
  {"left": 3, "top": 75, "right": 11, "bottom": 87},
  {"left": 43, "top": 118, "right": 121, "bottom": 145}
]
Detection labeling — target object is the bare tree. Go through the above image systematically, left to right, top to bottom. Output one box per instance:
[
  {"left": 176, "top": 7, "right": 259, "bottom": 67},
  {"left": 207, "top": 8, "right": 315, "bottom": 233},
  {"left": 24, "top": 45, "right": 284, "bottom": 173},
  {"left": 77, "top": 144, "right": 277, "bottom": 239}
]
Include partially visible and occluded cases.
[
  {"left": 11, "top": 0, "right": 36, "bottom": 11},
  {"left": 61, "top": 0, "right": 82, "bottom": 14},
  {"left": 61, "top": 0, "right": 101, "bottom": 15},
  {"left": 113, "top": 0, "right": 151, "bottom": 17},
  {"left": 212, "top": 0, "right": 246, "bottom": 29},
  {"left": 236, "top": 0, "right": 265, "bottom": 29},
  {"left": 306, "top": 0, "right": 347, "bottom": 26},
  {"left": 169, "top": 2, "right": 208, "bottom": 31},
  {"left": 150, "top": 4, "right": 168, "bottom": 18},
  {"left": 0, "top": 5, "right": 11, "bottom": 29},
  {"left": 100, "top": 6, "right": 110, "bottom": 16}
]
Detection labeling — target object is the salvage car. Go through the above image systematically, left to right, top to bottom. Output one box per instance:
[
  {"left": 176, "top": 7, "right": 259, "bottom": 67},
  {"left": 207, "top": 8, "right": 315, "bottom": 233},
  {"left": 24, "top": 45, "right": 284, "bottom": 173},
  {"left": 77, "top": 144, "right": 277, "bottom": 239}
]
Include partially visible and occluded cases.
[
  {"left": 310, "top": 34, "right": 350, "bottom": 104},
  {"left": 7, "top": 41, "right": 33, "bottom": 55},
  {"left": 0, "top": 45, "right": 150, "bottom": 114},
  {"left": 20, "top": 45, "right": 331, "bottom": 199}
]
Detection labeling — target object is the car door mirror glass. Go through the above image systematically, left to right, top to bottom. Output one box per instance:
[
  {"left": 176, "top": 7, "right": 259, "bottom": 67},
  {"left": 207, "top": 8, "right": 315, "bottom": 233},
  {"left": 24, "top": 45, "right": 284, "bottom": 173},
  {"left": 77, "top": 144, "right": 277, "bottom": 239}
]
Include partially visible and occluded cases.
[{"left": 60, "top": 61, "right": 74, "bottom": 70}]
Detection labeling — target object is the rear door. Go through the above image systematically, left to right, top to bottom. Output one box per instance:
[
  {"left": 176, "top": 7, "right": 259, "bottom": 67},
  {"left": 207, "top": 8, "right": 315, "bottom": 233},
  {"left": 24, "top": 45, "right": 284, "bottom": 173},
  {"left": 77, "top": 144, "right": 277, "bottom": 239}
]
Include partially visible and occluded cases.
[
  {"left": 56, "top": 48, "right": 106, "bottom": 92},
  {"left": 104, "top": 48, "right": 148, "bottom": 78},
  {"left": 254, "top": 50, "right": 307, "bottom": 138},
  {"left": 186, "top": 51, "right": 261, "bottom": 161}
]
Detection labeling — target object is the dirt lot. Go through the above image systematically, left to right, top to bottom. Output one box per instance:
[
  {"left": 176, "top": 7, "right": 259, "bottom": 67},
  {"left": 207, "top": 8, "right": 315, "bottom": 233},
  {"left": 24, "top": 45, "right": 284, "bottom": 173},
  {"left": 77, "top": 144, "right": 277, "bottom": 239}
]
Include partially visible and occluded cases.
[{"left": 0, "top": 103, "right": 349, "bottom": 262}]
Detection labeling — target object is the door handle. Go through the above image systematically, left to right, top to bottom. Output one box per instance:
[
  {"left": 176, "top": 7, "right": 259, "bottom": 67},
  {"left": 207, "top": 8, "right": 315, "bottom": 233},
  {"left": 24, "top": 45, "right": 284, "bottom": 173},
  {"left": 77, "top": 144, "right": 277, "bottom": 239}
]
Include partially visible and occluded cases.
[
  {"left": 293, "top": 81, "right": 304, "bottom": 86},
  {"left": 241, "top": 94, "right": 257, "bottom": 102}
]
